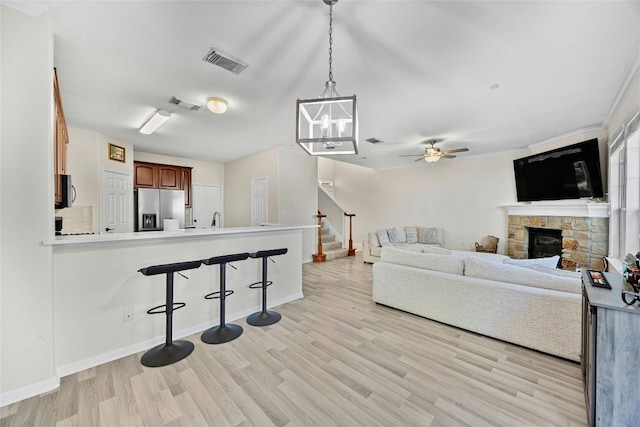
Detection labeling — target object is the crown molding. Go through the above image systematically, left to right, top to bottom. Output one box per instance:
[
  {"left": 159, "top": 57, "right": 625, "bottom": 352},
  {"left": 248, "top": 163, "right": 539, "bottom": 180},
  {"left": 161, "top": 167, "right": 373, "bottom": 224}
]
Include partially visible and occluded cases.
[{"left": 603, "top": 49, "right": 640, "bottom": 127}]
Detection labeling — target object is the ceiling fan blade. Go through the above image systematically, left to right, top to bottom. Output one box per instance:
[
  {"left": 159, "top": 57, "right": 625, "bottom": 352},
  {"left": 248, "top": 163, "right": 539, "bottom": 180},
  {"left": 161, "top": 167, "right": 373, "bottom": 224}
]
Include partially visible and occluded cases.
[
  {"left": 442, "top": 147, "right": 469, "bottom": 154},
  {"left": 399, "top": 154, "right": 424, "bottom": 157},
  {"left": 441, "top": 154, "right": 456, "bottom": 159},
  {"left": 414, "top": 156, "right": 427, "bottom": 162}
]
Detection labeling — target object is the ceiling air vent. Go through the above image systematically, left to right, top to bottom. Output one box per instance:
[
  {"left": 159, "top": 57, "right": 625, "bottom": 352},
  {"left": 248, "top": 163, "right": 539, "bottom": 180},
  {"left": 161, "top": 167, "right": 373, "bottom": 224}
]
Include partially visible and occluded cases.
[
  {"left": 202, "top": 47, "right": 248, "bottom": 75},
  {"left": 168, "top": 96, "right": 202, "bottom": 111},
  {"left": 366, "top": 137, "right": 384, "bottom": 144}
]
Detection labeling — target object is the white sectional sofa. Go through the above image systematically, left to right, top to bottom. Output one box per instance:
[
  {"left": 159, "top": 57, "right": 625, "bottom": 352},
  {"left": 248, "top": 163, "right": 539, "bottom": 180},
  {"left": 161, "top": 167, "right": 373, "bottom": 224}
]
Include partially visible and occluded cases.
[
  {"left": 363, "top": 226, "right": 445, "bottom": 263},
  {"left": 372, "top": 246, "right": 582, "bottom": 361}
]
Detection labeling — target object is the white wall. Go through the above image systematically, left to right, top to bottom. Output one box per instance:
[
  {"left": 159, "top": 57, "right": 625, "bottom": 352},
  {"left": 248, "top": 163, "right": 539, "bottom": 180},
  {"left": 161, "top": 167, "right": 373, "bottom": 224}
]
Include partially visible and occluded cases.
[
  {"left": 0, "top": 6, "right": 58, "bottom": 402},
  {"left": 607, "top": 57, "right": 640, "bottom": 138},
  {"left": 65, "top": 127, "right": 134, "bottom": 233},
  {"left": 277, "top": 147, "right": 318, "bottom": 262},
  {"left": 224, "top": 148, "right": 279, "bottom": 227}
]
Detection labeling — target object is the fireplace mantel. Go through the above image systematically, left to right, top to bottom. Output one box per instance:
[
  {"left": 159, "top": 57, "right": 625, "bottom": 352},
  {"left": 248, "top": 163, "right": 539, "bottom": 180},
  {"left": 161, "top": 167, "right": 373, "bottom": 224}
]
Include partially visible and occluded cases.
[{"left": 503, "top": 203, "right": 610, "bottom": 218}]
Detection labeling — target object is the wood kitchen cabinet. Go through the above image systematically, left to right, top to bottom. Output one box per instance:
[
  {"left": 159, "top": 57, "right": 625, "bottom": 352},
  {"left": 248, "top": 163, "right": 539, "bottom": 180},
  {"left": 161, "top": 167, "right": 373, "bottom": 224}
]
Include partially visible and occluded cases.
[
  {"left": 54, "top": 68, "right": 69, "bottom": 206},
  {"left": 134, "top": 161, "right": 192, "bottom": 207},
  {"left": 134, "top": 162, "right": 158, "bottom": 188},
  {"left": 158, "top": 165, "right": 181, "bottom": 189},
  {"left": 181, "top": 167, "right": 192, "bottom": 207},
  {"left": 581, "top": 270, "right": 640, "bottom": 426}
]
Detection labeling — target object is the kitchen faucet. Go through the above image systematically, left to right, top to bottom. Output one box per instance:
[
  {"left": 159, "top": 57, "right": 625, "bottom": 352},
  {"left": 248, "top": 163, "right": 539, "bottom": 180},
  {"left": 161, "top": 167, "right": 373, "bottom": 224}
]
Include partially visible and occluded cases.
[{"left": 211, "top": 211, "right": 221, "bottom": 228}]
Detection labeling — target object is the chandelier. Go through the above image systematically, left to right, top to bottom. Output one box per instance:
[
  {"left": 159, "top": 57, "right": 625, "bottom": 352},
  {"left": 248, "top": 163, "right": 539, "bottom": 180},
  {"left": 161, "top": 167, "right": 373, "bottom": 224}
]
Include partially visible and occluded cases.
[{"left": 296, "top": 0, "right": 358, "bottom": 156}]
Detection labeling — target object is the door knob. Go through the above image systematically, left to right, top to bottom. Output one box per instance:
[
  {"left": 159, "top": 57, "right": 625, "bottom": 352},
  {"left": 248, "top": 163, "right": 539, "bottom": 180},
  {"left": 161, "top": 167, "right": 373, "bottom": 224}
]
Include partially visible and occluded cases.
[{"left": 105, "top": 227, "right": 113, "bottom": 232}]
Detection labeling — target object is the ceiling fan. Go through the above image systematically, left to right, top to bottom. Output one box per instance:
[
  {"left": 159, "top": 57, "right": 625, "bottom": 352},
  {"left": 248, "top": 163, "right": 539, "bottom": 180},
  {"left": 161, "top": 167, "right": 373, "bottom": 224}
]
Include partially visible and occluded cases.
[{"left": 400, "top": 139, "right": 469, "bottom": 163}]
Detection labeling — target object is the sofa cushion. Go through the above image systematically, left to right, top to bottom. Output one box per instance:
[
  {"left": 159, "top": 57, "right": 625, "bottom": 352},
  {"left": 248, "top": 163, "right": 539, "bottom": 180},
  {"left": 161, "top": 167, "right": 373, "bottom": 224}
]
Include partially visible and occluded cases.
[
  {"left": 405, "top": 226, "right": 418, "bottom": 244},
  {"left": 388, "top": 227, "right": 407, "bottom": 244},
  {"left": 417, "top": 227, "right": 444, "bottom": 246},
  {"left": 377, "top": 229, "right": 391, "bottom": 247},
  {"left": 368, "top": 232, "right": 381, "bottom": 248},
  {"left": 392, "top": 243, "right": 423, "bottom": 252},
  {"left": 420, "top": 245, "right": 452, "bottom": 255},
  {"left": 370, "top": 246, "right": 383, "bottom": 257},
  {"left": 381, "top": 246, "right": 464, "bottom": 275},
  {"left": 503, "top": 255, "right": 559, "bottom": 269},
  {"left": 465, "top": 256, "right": 580, "bottom": 294},
  {"left": 532, "top": 264, "right": 581, "bottom": 279}
]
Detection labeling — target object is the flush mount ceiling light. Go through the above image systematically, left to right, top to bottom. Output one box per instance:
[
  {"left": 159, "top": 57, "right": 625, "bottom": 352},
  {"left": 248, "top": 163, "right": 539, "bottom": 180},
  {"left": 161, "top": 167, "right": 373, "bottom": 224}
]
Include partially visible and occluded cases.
[
  {"left": 296, "top": 0, "right": 358, "bottom": 156},
  {"left": 207, "top": 97, "right": 228, "bottom": 114},
  {"left": 139, "top": 110, "right": 171, "bottom": 134}
]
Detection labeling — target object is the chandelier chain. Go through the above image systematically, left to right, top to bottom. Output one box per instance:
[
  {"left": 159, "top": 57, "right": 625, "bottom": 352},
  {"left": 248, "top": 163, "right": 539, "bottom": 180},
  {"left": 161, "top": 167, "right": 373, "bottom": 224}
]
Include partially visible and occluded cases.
[{"left": 328, "top": 2, "right": 333, "bottom": 83}]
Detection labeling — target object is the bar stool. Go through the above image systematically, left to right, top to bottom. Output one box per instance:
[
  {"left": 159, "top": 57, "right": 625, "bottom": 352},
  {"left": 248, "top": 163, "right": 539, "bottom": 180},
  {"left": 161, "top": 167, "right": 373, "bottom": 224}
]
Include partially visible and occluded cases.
[
  {"left": 247, "top": 248, "right": 288, "bottom": 326},
  {"left": 201, "top": 252, "right": 249, "bottom": 344},
  {"left": 138, "top": 260, "right": 202, "bottom": 367}
]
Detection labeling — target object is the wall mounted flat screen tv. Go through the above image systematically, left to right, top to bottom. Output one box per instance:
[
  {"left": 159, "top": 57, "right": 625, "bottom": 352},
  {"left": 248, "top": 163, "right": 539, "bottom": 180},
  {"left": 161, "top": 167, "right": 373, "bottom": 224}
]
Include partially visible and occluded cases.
[{"left": 513, "top": 138, "right": 604, "bottom": 202}]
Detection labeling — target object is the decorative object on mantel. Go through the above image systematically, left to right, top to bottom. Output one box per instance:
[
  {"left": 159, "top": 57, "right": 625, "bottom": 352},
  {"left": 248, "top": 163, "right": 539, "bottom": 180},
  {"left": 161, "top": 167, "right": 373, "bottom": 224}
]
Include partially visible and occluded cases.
[
  {"left": 296, "top": 0, "right": 358, "bottom": 156},
  {"left": 108, "top": 143, "right": 125, "bottom": 162},
  {"left": 621, "top": 252, "right": 640, "bottom": 305}
]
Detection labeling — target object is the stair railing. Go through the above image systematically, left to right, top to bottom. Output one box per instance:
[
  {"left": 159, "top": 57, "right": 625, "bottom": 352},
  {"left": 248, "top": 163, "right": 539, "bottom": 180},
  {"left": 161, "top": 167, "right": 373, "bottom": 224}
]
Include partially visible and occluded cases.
[
  {"left": 318, "top": 184, "right": 356, "bottom": 248},
  {"left": 313, "top": 211, "right": 327, "bottom": 263}
]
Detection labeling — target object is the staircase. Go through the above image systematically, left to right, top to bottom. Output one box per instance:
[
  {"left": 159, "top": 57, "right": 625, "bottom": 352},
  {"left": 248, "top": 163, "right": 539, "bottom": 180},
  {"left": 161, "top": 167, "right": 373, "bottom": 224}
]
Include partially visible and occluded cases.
[{"left": 321, "top": 223, "right": 349, "bottom": 261}]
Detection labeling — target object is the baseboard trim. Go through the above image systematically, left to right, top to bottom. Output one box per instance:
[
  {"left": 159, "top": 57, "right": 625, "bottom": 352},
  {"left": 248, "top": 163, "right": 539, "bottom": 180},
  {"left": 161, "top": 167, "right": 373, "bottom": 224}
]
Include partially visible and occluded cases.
[
  {"left": 56, "top": 291, "right": 304, "bottom": 379},
  {"left": 0, "top": 376, "right": 60, "bottom": 408}
]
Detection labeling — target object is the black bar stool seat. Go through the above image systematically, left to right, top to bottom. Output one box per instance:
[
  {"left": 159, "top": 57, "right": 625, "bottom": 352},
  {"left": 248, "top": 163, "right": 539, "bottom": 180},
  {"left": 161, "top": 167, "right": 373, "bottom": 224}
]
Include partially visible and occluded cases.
[
  {"left": 247, "top": 248, "right": 288, "bottom": 327},
  {"left": 201, "top": 252, "right": 250, "bottom": 344},
  {"left": 138, "top": 260, "right": 201, "bottom": 367}
]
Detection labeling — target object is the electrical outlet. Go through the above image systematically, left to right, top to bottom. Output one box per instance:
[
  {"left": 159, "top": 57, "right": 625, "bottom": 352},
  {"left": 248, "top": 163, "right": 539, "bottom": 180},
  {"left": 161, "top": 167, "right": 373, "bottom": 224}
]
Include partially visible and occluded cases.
[{"left": 123, "top": 306, "right": 134, "bottom": 322}]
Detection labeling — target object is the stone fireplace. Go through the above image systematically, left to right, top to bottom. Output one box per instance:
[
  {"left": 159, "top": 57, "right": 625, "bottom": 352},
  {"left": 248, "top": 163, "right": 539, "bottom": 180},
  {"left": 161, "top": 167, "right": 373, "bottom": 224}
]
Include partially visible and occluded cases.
[{"left": 505, "top": 203, "right": 609, "bottom": 271}]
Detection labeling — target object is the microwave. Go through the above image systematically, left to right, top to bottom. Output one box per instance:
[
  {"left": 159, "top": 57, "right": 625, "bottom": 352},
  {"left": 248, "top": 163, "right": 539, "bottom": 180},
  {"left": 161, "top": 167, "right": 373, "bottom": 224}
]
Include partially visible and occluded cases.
[{"left": 56, "top": 174, "right": 74, "bottom": 209}]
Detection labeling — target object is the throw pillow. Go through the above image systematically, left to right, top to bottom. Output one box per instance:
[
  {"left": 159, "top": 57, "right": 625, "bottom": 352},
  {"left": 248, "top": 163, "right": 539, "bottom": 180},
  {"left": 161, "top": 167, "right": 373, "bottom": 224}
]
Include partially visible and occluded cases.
[
  {"left": 405, "top": 226, "right": 418, "bottom": 244},
  {"left": 387, "top": 227, "right": 407, "bottom": 244},
  {"left": 417, "top": 227, "right": 443, "bottom": 246},
  {"left": 377, "top": 229, "right": 391, "bottom": 247},
  {"left": 368, "top": 232, "right": 381, "bottom": 248},
  {"left": 503, "top": 255, "right": 559, "bottom": 269},
  {"left": 465, "top": 256, "right": 580, "bottom": 294},
  {"left": 532, "top": 264, "right": 581, "bottom": 279}
]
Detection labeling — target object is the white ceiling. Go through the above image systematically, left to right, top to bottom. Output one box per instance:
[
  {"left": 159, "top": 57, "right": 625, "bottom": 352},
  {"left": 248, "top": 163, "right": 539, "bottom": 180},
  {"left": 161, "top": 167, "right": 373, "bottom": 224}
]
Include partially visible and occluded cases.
[{"left": 11, "top": 0, "right": 640, "bottom": 169}]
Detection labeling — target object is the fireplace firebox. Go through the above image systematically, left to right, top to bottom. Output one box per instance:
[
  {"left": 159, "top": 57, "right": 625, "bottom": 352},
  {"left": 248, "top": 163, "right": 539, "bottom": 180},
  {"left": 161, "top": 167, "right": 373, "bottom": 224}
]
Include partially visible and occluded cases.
[{"left": 528, "top": 227, "right": 562, "bottom": 266}]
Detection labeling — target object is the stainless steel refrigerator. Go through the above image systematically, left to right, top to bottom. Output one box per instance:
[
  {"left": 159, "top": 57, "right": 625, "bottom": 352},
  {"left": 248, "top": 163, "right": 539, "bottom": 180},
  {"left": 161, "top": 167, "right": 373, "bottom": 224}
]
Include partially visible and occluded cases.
[{"left": 135, "top": 188, "right": 185, "bottom": 231}]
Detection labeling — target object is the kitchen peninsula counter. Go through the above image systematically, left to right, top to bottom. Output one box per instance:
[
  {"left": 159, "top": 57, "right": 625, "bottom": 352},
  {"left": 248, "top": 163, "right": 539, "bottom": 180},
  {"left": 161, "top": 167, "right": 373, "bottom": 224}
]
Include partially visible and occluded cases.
[
  {"left": 45, "top": 224, "right": 317, "bottom": 246},
  {"left": 49, "top": 225, "right": 312, "bottom": 376}
]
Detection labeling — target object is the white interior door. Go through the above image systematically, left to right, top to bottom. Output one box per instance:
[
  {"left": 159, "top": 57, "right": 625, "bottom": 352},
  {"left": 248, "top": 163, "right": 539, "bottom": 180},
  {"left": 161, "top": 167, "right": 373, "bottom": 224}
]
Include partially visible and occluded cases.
[
  {"left": 101, "top": 170, "right": 130, "bottom": 233},
  {"left": 251, "top": 177, "right": 268, "bottom": 226},
  {"left": 192, "top": 184, "right": 223, "bottom": 228}
]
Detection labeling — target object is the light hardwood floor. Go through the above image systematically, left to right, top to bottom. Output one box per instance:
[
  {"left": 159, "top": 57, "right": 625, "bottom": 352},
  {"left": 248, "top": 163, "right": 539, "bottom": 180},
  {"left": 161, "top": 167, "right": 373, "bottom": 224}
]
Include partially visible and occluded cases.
[{"left": 1, "top": 254, "right": 587, "bottom": 426}]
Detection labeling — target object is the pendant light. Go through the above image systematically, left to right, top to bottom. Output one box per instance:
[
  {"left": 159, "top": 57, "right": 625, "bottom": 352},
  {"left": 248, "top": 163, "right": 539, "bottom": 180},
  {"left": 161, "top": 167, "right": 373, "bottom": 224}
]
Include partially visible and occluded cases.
[{"left": 296, "top": 0, "right": 358, "bottom": 156}]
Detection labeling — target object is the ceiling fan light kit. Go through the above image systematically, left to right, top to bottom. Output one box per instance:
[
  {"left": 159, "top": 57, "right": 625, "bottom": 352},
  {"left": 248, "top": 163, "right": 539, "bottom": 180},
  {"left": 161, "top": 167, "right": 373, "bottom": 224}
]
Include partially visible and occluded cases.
[
  {"left": 296, "top": 0, "right": 358, "bottom": 156},
  {"left": 401, "top": 139, "right": 469, "bottom": 163}
]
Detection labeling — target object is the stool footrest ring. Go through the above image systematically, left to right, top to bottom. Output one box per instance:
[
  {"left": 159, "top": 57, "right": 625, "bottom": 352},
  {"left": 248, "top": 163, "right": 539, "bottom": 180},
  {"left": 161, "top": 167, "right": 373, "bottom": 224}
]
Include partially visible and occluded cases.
[
  {"left": 249, "top": 280, "right": 273, "bottom": 289},
  {"left": 205, "top": 289, "right": 234, "bottom": 299},
  {"left": 147, "top": 302, "right": 186, "bottom": 315}
]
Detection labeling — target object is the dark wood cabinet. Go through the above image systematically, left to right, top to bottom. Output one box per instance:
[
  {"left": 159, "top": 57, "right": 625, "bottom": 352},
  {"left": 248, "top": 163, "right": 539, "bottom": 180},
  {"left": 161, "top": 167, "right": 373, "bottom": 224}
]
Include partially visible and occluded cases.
[
  {"left": 54, "top": 68, "right": 69, "bottom": 206},
  {"left": 134, "top": 161, "right": 192, "bottom": 207},
  {"left": 134, "top": 162, "right": 158, "bottom": 188},
  {"left": 158, "top": 165, "right": 181, "bottom": 189},
  {"left": 181, "top": 167, "right": 192, "bottom": 207}
]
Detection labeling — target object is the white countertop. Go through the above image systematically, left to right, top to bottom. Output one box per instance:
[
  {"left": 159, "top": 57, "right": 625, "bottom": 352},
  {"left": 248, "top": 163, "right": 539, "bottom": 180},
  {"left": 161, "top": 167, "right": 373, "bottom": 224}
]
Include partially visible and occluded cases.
[{"left": 44, "top": 224, "right": 317, "bottom": 246}]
